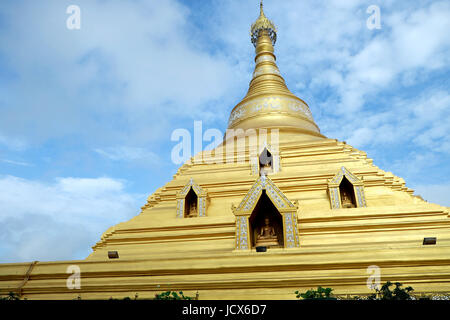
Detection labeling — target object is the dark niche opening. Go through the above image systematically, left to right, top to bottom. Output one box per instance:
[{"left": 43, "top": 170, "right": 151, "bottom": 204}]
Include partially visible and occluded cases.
[
  {"left": 259, "top": 148, "right": 273, "bottom": 176},
  {"left": 339, "top": 176, "right": 357, "bottom": 208},
  {"left": 184, "top": 188, "right": 198, "bottom": 218},
  {"left": 249, "top": 190, "right": 284, "bottom": 248}
]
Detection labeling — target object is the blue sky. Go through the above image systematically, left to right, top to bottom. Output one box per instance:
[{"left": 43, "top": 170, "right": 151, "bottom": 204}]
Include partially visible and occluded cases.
[{"left": 0, "top": 0, "right": 449, "bottom": 263}]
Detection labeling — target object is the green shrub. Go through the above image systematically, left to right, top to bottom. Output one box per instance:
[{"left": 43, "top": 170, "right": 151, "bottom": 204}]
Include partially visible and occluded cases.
[
  {"left": 295, "top": 281, "right": 420, "bottom": 300},
  {"left": 368, "top": 281, "right": 414, "bottom": 300},
  {"left": 295, "top": 286, "right": 335, "bottom": 300},
  {"left": 154, "top": 291, "right": 195, "bottom": 300},
  {"left": 0, "top": 292, "right": 21, "bottom": 300}
]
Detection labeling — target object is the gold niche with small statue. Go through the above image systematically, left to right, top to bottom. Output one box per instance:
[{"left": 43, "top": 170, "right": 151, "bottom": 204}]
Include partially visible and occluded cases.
[
  {"left": 328, "top": 167, "right": 367, "bottom": 209},
  {"left": 232, "top": 175, "right": 300, "bottom": 250},
  {"left": 176, "top": 178, "right": 208, "bottom": 218}
]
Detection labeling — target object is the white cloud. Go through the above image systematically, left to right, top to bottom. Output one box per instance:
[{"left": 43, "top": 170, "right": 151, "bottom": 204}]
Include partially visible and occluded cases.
[
  {"left": 0, "top": 0, "right": 240, "bottom": 146},
  {"left": 248, "top": 0, "right": 450, "bottom": 117},
  {"left": 1, "top": 1, "right": 446, "bottom": 150},
  {"left": 340, "top": 1, "right": 449, "bottom": 113},
  {"left": 338, "top": 89, "right": 450, "bottom": 153},
  {"left": 347, "top": 127, "right": 375, "bottom": 147},
  {"left": 0, "top": 134, "right": 28, "bottom": 151},
  {"left": 94, "top": 146, "right": 161, "bottom": 163},
  {"left": 388, "top": 151, "right": 441, "bottom": 180},
  {"left": 1, "top": 159, "right": 32, "bottom": 167},
  {"left": 0, "top": 175, "right": 144, "bottom": 262},
  {"left": 413, "top": 184, "right": 450, "bottom": 207}
]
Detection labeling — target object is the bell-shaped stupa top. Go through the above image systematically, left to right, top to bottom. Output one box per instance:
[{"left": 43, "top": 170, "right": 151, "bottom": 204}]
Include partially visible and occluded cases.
[{"left": 227, "top": 1, "right": 322, "bottom": 139}]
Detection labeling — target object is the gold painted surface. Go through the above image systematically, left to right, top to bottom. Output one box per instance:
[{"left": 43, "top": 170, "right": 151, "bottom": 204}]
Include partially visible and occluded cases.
[
  {"left": 1, "top": 3, "right": 449, "bottom": 300},
  {"left": 1, "top": 137, "right": 449, "bottom": 299}
]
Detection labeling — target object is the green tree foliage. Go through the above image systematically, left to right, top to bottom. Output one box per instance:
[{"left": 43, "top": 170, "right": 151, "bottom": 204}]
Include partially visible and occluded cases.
[
  {"left": 298, "top": 281, "right": 418, "bottom": 300},
  {"left": 368, "top": 281, "right": 414, "bottom": 300},
  {"left": 295, "top": 286, "right": 335, "bottom": 300},
  {"left": 154, "top": 291, "right": 195, "bottom": 300},
  {"left": 0, "top": 292, "right": 21, "bottom": 300}
]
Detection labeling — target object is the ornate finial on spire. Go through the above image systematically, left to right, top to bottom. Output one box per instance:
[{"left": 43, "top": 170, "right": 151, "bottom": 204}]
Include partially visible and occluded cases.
[
  {"left": 226, "top": 0, "right": 321, "bottom": 138},
  {"left": 250, "top": 0, "right": 277, "bottom": 47}
]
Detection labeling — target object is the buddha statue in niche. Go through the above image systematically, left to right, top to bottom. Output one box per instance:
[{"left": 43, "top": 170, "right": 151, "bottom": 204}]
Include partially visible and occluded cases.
[
  {"left": 259, "top": 150, "right": 273, "bottom": 176},
  {"left": 259, "top": 162, "right": 272, "bottom": 176},
  {"left": 341, "top": 189, "right": 356, "bottom": 208},
  {"left": 186, "top": 201, "right": 198, "bottom": 218},
  {"left": 255, "top": 217, "right": 279, "bottom": 247}
]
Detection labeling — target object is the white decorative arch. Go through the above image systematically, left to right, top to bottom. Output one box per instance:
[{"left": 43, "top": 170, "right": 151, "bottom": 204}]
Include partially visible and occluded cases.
[
  {"left": 328, "top": 167, "right": 367, "bottom": 209},
  {"left": 232, "top": 175, "right": 300, "bottom": 250},
  {"left": 176, "top": 178, "right": 208, "bottom": 218}
]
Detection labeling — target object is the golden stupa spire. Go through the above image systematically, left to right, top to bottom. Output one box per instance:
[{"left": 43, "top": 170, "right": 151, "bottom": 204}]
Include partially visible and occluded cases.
[{"left": 227, "top": 1, "right": 322, "bottom": 138}]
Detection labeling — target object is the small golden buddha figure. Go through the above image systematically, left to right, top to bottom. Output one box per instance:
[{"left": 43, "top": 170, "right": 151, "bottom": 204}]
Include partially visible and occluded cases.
[
  {"left": 259, "top": 159, "right": 272, "bottom": 176},
  {"left": 262, "top": 159, "right": 271, "bottom": 169},
  {"left": 341, "top": 190, "right": 356, "bottom": 208},
  {"left": 186, "top": 202, "right": 198, "bottom": 218},
  {"left": 255, "top": 218, "right": 279, "bottom": 247}
]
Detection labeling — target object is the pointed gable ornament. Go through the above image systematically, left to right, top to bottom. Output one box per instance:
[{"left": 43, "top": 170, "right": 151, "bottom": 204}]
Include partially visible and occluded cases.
[
  {"left": 250, "top": 143, "right": 281, "bottom": 176},
  {"left": 328, "top": 167, "right": 367, "bottom": 209},
  {"left": 233, "top": 175, "right": 300, "bottom": 250},
  {"left": 235, "top": 175, "right": 295, "bottom": 214},
  {"left": 176, "top": 178, "right": 208, "bottom": 218}
]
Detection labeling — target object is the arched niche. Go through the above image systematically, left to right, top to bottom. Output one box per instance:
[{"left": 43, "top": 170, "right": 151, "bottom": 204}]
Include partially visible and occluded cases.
[
  {"left": 250, "top": 144, "right": 281, "bottom": 176},
  {"left": 258, "top": 148, "right": 273, "bottom": 176},
  {"left": 328, "top": 167, "right": 367, "bottom": 209},
  {"left": 232, "top": 175, "right": 300, "bottom": 250},
  {"left": 339, "top": 176, "right": 357, "bottom": 208},
  {"left": 176, "top": 178, "right": 208, "bottom": 218},
  {"left": 184, "top": 188, "right": 198, "bottom": 218},
  {"left": 249, "top": 190, "right": 284, "bottom": 248}
]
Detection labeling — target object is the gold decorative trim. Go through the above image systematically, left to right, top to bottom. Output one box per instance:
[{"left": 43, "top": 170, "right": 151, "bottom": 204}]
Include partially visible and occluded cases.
[
  {"left": 255, "top": 55, "right": 275, "bottom": 64},
  {"left": 252, "top": 65, "right": 281, "bottom": 78},
  {"left": 228, "top": 96, "right": 314, "bottom": 128}
]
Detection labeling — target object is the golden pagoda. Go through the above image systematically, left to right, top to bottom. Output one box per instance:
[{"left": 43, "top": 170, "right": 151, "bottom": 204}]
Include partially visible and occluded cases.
[{"left": 1, "top": 2, "right": 450, "bottom": 300}]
